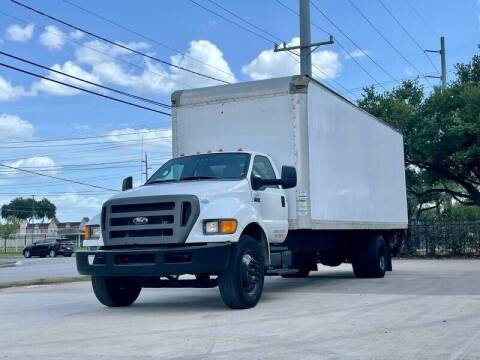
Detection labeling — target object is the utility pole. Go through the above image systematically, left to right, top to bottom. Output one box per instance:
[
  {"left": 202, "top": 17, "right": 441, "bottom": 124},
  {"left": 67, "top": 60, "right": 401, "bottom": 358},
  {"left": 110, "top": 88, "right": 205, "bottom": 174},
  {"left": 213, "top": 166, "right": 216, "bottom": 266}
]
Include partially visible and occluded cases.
[
  {"left": 274, "top": 0, "right": 334, "bottom": 77},
  {"left": 425, "top": 36, "right": 447, "bottom": 90},
  {"left": 142, "top": 152, "right": 151, "bottom": 181},
  {"left": 31, "top": 194, "right": 35, "bottom": 243}
]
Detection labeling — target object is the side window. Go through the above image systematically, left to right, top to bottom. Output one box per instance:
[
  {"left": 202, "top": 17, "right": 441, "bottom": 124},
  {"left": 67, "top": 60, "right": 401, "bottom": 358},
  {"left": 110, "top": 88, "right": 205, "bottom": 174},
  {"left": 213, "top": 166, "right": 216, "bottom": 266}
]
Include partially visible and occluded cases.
[{"left": 251, "top": 156, "right": 278, "bottom": 188}]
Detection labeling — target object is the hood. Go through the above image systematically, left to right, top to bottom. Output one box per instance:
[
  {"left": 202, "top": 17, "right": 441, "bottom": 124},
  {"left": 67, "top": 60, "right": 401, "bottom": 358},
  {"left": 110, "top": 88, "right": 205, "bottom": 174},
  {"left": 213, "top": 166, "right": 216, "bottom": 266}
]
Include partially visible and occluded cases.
[{"left": 109, "top": 179, "right": 250, "bottom": 201}]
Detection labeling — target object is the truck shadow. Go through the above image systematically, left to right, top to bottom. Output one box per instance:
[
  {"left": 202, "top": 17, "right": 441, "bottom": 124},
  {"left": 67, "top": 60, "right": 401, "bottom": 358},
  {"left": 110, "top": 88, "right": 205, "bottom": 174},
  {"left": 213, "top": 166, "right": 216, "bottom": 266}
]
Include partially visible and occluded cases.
[
  {"left": 127, "top": 263, "right": 480, "bottom": 312},
  {"left": 263, "top": 267, "right": 480, "bottom": 296}
]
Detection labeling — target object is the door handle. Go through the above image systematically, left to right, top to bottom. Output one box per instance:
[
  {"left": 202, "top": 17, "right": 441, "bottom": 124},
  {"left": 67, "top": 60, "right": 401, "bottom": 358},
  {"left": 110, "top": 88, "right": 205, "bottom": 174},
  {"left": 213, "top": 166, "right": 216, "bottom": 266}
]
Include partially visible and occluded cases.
[{"left": 281, "top": 196, "right": 285, "bottom": 207}]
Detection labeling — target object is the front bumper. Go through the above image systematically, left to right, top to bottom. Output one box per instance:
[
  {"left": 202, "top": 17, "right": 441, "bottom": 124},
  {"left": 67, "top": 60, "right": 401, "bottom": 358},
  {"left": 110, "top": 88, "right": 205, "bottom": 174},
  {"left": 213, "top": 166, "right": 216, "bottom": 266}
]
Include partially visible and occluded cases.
[{"left": 76, "top": 243, "right": 231, "bottom": 277}]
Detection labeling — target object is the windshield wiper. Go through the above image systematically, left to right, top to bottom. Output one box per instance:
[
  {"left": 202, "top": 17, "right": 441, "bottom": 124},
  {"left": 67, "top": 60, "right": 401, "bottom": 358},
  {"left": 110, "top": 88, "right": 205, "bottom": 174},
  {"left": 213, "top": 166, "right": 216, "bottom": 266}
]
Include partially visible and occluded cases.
[{"left": 180, "top": 176, "right": 221, "bottom": 181}]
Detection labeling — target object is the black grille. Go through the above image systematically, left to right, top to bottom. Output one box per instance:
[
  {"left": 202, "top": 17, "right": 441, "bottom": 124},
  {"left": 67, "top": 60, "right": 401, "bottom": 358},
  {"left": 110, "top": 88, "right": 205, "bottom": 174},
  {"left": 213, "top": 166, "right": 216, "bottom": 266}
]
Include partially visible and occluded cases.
[{"left": 102, "top": 195, "right": 200, "bottom": 246}]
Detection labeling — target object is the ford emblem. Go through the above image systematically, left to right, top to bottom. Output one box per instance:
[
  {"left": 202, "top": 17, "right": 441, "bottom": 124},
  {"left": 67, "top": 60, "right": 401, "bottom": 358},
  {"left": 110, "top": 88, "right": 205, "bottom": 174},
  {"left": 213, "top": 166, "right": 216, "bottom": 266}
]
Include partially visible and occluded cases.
[{"left": 132, "top": 216, "right": 149, "bottom": 225}]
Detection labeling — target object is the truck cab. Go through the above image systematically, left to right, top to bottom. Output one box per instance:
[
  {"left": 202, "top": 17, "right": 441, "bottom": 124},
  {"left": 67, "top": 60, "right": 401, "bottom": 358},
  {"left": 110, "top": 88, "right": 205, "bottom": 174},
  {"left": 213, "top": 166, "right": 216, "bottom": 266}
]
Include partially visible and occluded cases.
[{"left": 77, "top": 150, "right": 297, "bottom": 309}]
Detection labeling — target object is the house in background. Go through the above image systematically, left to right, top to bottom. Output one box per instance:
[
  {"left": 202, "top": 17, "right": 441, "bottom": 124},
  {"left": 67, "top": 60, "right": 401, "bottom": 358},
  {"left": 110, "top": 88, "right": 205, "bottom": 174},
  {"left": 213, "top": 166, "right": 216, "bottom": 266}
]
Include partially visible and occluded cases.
[{"left": 16, "top": 217, "right": 90, "bottom": 247}]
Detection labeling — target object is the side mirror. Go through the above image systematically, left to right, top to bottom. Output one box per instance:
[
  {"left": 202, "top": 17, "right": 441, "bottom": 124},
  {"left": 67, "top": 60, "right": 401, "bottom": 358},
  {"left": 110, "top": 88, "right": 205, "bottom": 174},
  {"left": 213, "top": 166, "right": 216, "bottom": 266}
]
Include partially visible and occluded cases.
[
  {"left": 281, "top": 166, "right": 297, "bottom": 189},
  {"left": 251, "top": 175, "right": 263, "bottom": 191},
  {"left": 122, "top": 176, "right": 133, "bottom": 191}
]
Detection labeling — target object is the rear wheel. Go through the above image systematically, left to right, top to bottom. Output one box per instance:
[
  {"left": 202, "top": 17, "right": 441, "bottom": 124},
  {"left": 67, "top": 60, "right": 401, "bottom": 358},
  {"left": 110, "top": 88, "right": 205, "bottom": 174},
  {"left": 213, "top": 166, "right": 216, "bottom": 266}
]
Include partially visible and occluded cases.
[
  {"left": 352, "top": 234, "right": 386, "bottom": 278},
  {"left": 219, "top": 235, "right": 265, "bottom": 309},
  {"left": 24, "top": 250, "right": 31, "bottom": 258},
  {"left": 49, "top": 250, "right": 56, "bottom": 258},
  {"left": 91, "top": 276, "right": 142, "bottom": 307}
]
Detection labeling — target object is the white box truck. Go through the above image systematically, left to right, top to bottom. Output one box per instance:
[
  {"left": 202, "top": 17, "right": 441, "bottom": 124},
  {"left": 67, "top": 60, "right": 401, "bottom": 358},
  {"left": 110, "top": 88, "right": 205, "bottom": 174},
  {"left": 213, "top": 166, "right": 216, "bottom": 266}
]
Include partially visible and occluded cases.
[{"left": 77, "top": 75, "right": 408, "bottom": 309}]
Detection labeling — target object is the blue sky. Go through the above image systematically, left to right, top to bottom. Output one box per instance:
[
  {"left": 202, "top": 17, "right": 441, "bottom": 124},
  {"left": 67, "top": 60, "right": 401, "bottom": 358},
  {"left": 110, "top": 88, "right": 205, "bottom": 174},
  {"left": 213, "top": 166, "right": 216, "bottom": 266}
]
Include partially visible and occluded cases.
[{"left": 0, "top": 0, "right": 479, "bottom": 221}]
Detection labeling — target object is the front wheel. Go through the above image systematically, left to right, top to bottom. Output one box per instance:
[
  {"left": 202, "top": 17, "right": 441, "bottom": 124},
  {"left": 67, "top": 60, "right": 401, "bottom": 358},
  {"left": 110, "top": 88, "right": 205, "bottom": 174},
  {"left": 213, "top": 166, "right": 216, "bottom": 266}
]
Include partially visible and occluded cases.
[
  {"left": 219, "top": 236, "right": 265, "bottom": 309},
  {"left": 24, "top": 250, "right": 31, "bottom": 258},
  {"left": 49, "top": 250, "right": 56, "bottom": 258},
  {"left": 91, "top": 276, "right": 142, "bottom": 307}
]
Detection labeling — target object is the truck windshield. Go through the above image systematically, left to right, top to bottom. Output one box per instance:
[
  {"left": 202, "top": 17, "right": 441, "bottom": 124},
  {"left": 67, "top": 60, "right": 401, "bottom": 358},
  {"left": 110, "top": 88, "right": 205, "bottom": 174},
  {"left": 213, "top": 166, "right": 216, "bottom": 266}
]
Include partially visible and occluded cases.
[{"left": 146, "top": 153, "right": 251, "bottom": 184}]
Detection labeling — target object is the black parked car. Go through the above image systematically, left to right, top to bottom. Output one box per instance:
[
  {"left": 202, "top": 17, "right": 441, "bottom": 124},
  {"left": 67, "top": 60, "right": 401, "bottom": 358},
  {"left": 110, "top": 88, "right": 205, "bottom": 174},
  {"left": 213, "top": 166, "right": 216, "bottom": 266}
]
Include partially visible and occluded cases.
[{"left": 23, "top": 239, "right": 75, "bottom": 258}]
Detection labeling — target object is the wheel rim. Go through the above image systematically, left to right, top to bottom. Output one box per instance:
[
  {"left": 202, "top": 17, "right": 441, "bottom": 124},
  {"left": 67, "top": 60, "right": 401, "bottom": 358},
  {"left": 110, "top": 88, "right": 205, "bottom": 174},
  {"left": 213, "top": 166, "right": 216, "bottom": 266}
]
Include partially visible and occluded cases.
[
  {"left": 25, "top": 251, "right": 30, "bottom": 257},
  {"left": 50, "top": 251, "right": 55, "bottom": 257},
  {"left": 240, "top": 252, "right": 261, "bottom": 296}
]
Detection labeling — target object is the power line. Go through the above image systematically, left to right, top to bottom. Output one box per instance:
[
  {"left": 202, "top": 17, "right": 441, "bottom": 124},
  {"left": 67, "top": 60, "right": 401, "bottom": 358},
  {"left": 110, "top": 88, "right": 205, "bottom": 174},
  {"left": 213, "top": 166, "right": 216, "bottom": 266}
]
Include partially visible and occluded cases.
[
  {"left": 10, "top": 0, "right": 231, "bottom": 84},
  {"left": 62, "top": 0, "right": 236, "bottom": 81},
  {"left": 188, "top": 0, "right": 276, "bottom": 44},
  {"left": 194, "top": 0, "right": 352, "bottom": 97},
  {"left": 206, "top": 0, "right": 283, "bottom": 44},
  {"left": 274, "top": 0, "right": 387, "bottom": 92},
  {"left": 310, "top": 0, "right": 400, "bottom": 85},
  {"left": 347, "top": 0, "right": 432, "bottom": 86},
  {"left": 377, "top": 0, "right": 440, "bottom": 74},
  {"left": 405, "top": 0, "right": 439, "bottom": 38},
  {"left": 0, "top": 10, "right": 192, "bottom": 90},
  {"left": 0, "top": 51, "right": 171, "bottom": 109},
  {"left": 0, "top": 62, "right": 172, "bottom": 115},
  {"left": 1, "top": 130, "right": 170, "bottom": 145},
  {"left": 0, "top": 135, "right": 170, "bottom": 149},
  {"left": 0, "top": 164, "right": 119, "bottom": 192}
]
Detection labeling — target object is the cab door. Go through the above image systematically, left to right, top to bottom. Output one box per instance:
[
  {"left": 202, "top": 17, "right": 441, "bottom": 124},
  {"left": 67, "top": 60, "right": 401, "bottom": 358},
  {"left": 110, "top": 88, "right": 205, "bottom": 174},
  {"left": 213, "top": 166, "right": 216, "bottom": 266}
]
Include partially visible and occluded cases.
[{"left": 250, "top": 155, "right": 288, "bottom": 243}]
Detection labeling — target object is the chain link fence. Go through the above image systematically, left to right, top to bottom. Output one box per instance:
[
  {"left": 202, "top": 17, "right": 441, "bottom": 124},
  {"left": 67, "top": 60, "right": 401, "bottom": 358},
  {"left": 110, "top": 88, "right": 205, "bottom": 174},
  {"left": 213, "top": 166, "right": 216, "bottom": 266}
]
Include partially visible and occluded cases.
[{"left": 402, "top": 220, "right": 480, "bottom": 257}]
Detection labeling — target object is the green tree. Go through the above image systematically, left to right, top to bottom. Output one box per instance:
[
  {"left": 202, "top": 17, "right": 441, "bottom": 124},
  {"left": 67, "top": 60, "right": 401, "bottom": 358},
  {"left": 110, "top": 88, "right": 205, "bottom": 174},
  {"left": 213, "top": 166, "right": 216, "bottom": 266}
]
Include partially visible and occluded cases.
[
  {"left": 358, "top": 52, "right": 480, "bottom": 216},
  {"left": 1, "top": 197, "right": 56, "bottom": 222},
  {"left": 0, "top": 217, "right": 19, "bottom": 253}
]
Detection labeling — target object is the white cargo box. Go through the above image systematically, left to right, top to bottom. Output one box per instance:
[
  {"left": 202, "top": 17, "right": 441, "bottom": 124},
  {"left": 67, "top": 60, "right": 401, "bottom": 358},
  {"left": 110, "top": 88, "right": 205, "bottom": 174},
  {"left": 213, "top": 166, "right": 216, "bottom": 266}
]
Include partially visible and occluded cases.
[{"left": 172, "top": 76, "right": 408, "bottom": 230}]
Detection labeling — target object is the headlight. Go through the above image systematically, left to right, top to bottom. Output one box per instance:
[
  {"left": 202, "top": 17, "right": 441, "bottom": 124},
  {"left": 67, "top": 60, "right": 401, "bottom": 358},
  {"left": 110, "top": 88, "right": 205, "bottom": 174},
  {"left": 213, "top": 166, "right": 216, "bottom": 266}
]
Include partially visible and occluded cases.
[
  {"left": 203, "top": 219, "right": 237, "bottom": 235},
  {"left": 83, "top": 226, "right": 91, "bottom": 240}
]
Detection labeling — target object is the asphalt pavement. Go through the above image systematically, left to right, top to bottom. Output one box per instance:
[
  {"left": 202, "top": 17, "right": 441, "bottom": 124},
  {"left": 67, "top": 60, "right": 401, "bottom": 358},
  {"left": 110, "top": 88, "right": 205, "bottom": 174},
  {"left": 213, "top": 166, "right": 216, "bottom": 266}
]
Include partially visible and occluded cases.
[
  {"left": 0, "top": 256, "right": 78, "bottom": 285},
  {"left": 1, "top": 259, "right": 480, "bottom": 359}
]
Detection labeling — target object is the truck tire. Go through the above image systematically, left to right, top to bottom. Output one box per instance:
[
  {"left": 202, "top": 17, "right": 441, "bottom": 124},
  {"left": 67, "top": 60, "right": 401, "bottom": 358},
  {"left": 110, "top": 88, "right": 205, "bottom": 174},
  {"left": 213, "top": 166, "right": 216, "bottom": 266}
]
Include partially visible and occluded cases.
[
  {"left": 352, "top": 234, "right": 386, "bottom": 278},
  {"left": 219, "top": 235, "right": 265, "bottom": 309},
  {"left": 91, "top": 276, "right": 142, "bottom": 307}
]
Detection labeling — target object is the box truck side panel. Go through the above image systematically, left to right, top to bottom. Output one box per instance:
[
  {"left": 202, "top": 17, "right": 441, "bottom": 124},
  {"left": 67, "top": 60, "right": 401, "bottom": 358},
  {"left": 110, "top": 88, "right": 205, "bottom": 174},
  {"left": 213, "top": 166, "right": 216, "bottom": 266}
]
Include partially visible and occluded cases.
[
  {"left": 307, "top": 83, "right": 408, "bottom": 229},
  {"left": 173, "top": 92, "right": 298, "bottom": 220}
]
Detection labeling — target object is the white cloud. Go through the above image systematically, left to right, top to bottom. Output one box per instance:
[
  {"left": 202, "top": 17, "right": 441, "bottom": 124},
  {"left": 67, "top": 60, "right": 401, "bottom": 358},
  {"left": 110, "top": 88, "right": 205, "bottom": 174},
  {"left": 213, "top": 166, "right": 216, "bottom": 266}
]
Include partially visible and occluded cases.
[
  {"left": 6, "top": 23, "right": 34, "bottom": 42},
  {"left": 40, "top": 25, "right": 66, "bottom": 50},
  {"left": 69, "top": 29, "right": 84, "bottom": 40},
  {"left": 242, "top": 37, "right": 341, "bottom": 80},
  {"left": 75, "top": 39, "right": 234, "bottom": 94},
  {"left": 75, "top": 40, "right": 150, "bottom": 65},
  {"left": 168, "top": 40, "right": 236, "bottom": 88},
  {"left": 344, "top": 49, "right": 371, "bottom": 60},
  {"left": 31, "top": 61, "right": 101, "bottom": 96},
  {"left": 0, "top": 76, "right": 29, "bottom": 102},
  {"left": 0, "top": 114, "right": 35, "bottom": 141},
  {"left": 106, "top": 128, "right": 172, "bottom": 150},
  {"left": 3, "top": 157, "right": 59, "bottom": 178}
]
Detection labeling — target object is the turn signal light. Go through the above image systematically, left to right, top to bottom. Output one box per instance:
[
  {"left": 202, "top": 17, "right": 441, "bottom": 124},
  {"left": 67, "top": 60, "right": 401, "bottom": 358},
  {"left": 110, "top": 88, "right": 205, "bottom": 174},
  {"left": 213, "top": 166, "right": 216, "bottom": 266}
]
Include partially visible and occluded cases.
[{"left": 219, "top": 220, "right": 237, "bottom": 234}]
